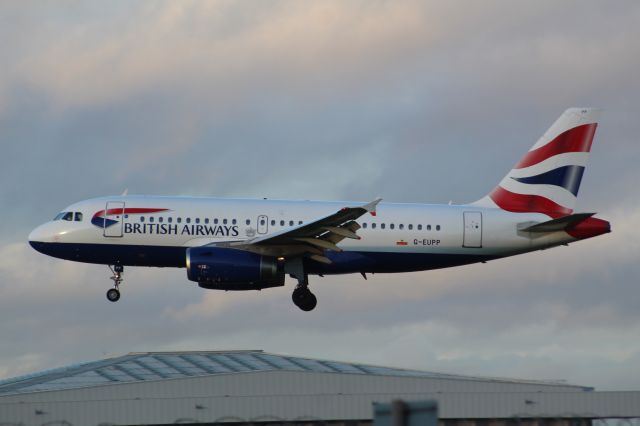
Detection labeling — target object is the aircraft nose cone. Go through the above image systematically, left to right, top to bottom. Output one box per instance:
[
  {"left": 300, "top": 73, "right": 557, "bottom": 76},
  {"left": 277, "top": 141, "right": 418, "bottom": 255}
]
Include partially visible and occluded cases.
[{"left": 28, "top": 225, "right": 52, "bottom": 253}]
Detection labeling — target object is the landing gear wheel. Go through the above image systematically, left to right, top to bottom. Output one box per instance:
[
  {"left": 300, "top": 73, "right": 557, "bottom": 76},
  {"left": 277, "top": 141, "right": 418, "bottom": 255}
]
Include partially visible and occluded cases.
[
  {"left": 292, "top": 287, "right": 317, "bottom": 311},
  {"left": 106, "top": 288, "right": 121, "bottom": 302}
]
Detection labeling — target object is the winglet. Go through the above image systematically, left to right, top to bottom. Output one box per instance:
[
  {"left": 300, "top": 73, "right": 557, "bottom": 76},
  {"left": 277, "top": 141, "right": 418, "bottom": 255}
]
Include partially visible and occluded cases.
[{"left": 363, "top": 198, "right": 382, "bottom": 217}]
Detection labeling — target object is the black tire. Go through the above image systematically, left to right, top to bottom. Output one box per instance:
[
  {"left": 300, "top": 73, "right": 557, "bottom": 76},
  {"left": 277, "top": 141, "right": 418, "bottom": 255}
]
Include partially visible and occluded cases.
[
  {"left": 292, "top": 287, "right": 308, "bottom": 306},
  {"left": 106, "top": 288, "right": 121, "bottom": 302},
  {"left": 299, "top": 291, "right": 317, "bottom": 311}
]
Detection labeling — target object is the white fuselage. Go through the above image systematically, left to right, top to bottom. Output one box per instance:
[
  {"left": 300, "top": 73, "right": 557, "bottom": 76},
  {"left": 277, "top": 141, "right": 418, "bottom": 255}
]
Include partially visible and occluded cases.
[{"left": 29, "top": 195, "right": 576, "bottom": 274}]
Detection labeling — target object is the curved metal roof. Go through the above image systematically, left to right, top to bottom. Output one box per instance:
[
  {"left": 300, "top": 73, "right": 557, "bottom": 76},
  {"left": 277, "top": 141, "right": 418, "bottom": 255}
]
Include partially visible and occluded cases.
[{"left": 0, "top": 350, "right": 589, "bottom": 395}]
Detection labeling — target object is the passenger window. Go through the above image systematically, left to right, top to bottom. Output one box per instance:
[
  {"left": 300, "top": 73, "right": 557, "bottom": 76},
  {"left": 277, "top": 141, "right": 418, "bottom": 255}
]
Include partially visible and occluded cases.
[
  {"left": 74, "top": 212, "right": 83, "bottom": 222},
  {"left": 140, "top": 216, "right": 145, "bottom": 222},
  {"left": 149, "top": 217, "right": 154, "bottom": 223},
  {"left": 158, "top": 217, "right": 163, "bottom": 223},
  {"left": 168, "top": 217, "right": 173, "bottom": 223},
  {"left": 177, "top": 218, "right": 182, "bottom": 224},
  {"left": 186, "top": 218, "right": 191, "bottom": 224},
  {"left": 195, "top": 218, "right": 200, "bottom": 224},
  {"left": 205, "top": 218, "right": 209, "bottom": 224},
  {"left": 214, "top": 218, "right": 218, "bottom": 224},
  {"left": 223, "top": 219, "right": 228, "bottom": 225},
  {"left": 232, "top": 219, "right": 237, "bottom": 225},
  {"left": 246, "top": 219, "right": 250, "bottom": 225},
  {"left": 260, "top": 219, "right": 265, "bottom": 226},
  {"left": 271, "top": 220, "right": 275, "bottom": 226},
  {"left": 280, "top": 220, "right": 285, "bottom": 226},
  {"left": 289, "top": 220, "right": 294, "bottom": 226},
  {"left": 299, "top": 221, "right": 303, "bottom": 225},
  {"left": 363, "top": 223, "right": 367, "bottom": 229},
  {"left": 372, "top": 223, "right": 377, "bottom": 229},
  {"left": 381, "top": 223, "right": 386, "bottom": 230},
  {"left": 390, "top": 224, "right": 395, "bottom": 230},
  {"left": 399, "top": 224, "right": 404, "bottom": 230},
  {"left": 408, "top": 224, "right": 413, "bottom": 230},
  {"left": 417, "top": 224, "right": 422, "bottom": 230},
  {"left": 427, "top": 225, "right": 431, "bottom": 231},
  {"left": 436, "top": 225, "right": 441, "bottom": 231}
]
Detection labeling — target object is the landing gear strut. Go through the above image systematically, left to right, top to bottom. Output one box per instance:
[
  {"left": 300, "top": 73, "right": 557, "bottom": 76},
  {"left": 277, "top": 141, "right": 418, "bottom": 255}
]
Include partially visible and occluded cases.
[
  {"left": 286, "top": 258, "right": 317, "bottom": 311},
  {"left": 106, "top": 265, "right": 123, "bottom": 302}
]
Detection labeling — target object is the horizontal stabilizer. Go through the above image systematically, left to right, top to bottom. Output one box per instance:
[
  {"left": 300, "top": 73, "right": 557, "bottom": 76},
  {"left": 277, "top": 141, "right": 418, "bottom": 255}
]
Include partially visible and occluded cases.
[{"left": 520, "top": 213, "right": 595, "bottom": 233}]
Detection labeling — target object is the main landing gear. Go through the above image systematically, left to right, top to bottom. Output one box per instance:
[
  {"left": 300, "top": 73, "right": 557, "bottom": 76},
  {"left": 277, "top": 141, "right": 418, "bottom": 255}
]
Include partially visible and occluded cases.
[
  {"left": 286, "top": 258, "right": 317, "bottom": 312},
  {"left": 106, "top": 265, "right": 123, "bottom": 302}
]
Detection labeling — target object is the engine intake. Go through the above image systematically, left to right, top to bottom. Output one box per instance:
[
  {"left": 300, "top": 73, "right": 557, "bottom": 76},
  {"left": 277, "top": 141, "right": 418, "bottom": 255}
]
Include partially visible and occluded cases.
[{"left": 186, "top": 247, "right": 284, "bottom": 290}]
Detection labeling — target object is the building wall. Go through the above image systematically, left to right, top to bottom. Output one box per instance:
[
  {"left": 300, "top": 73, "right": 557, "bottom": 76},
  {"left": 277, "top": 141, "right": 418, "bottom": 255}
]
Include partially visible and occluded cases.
[{"left": 0, "top": 370, "right": 638, "bottom": 426}]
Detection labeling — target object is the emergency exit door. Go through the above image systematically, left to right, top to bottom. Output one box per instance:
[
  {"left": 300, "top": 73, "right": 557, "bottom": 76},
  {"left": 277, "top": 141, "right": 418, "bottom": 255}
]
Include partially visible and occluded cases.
[{"left": 463, "top": 211, "right": 482, "bottom": 248}]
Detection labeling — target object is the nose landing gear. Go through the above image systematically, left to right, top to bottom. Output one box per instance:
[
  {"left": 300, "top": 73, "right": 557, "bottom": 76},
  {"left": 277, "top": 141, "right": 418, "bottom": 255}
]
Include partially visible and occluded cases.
[{"left": 106, "top": 265, "right": 123, "bottom": 302}]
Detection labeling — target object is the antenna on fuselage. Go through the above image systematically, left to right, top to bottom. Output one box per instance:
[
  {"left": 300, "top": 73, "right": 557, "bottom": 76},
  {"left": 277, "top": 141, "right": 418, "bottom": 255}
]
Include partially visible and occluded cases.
[{"left": 121, "top": 188, "right": 129, "bottom": 196}]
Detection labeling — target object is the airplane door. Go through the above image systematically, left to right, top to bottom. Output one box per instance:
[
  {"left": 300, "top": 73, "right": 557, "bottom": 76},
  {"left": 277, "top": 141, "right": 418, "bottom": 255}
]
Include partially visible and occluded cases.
[
  {"left": 104, "top": 201, "right": 125, "bottom": 238},
  {"left": 463, "top": 211, "right": 482, "bottom": 248},
  {"left": 257, "top": 215, "right": 268, "bottom": 234}
]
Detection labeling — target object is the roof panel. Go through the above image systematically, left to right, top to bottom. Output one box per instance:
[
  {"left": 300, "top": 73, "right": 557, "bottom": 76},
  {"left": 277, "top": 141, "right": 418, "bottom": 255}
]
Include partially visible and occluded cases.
[{"left": 0, "top": 350, "right": 592, "bottom": 396}]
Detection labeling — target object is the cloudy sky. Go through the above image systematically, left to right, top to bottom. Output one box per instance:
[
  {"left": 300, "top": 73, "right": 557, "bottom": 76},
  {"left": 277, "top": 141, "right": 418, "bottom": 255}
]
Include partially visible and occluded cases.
[{"left": 1, "top": 1, "right": 639, "bottom": 390}]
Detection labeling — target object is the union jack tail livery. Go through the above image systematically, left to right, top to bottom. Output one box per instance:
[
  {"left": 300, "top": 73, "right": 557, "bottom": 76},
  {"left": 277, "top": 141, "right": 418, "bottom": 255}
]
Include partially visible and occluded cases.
[{"left": 479, "top": 108, "right": 600, "bottom": 218}]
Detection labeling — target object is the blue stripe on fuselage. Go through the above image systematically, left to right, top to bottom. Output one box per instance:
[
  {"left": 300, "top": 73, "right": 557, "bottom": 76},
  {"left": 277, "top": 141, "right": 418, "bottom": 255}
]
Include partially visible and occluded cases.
[{"left": 28, "top": 241, "right": 498, "bottom": 273}]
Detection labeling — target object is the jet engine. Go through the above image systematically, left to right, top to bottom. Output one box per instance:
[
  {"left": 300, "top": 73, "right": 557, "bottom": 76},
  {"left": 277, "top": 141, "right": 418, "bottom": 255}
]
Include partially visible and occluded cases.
[{"left": 186, "top": 246, "right": 284, "bottom": 290}]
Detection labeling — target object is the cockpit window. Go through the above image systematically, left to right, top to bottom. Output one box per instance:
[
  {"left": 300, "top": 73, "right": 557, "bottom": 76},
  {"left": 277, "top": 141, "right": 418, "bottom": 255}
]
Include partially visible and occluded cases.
[{"left": 54, "top": 211, "right": 82, "bottom": 222}]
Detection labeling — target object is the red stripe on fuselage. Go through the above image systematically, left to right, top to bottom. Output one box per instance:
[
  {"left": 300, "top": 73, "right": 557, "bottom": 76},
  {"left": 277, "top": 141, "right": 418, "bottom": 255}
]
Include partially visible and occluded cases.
[
  {"left": 515, "top": 123, "right": 597, "bottom": 169},
  {"left": 489, "top": 186, "right": 571, "bottom": 218},
  {"left": 93, "top": 208, "right": 169, "bottom": 218}
]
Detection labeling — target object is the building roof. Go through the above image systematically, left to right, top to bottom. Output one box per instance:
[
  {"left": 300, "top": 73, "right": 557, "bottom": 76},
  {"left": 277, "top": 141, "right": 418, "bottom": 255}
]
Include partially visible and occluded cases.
[{"left": 0, "top": 350, "right": 588, "bottom": 395}]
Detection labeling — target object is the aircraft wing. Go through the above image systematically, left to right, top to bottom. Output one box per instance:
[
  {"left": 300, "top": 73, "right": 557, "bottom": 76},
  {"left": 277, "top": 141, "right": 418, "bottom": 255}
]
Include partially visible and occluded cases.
[{"left": 218, "top": 198, "right": 382, "bottom": 264}]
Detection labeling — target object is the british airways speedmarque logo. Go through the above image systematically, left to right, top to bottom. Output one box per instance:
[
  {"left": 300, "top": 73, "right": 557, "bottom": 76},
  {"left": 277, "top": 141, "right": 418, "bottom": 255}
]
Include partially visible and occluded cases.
[{"left": 91, "top": 208, "right": 169, "bottom": 228}]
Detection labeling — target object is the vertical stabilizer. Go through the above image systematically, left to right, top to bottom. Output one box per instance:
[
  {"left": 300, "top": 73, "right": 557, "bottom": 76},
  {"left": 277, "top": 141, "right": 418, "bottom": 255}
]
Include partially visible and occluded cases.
[{"left": 475, "top": 108, "right": 600, "bottom": 218}]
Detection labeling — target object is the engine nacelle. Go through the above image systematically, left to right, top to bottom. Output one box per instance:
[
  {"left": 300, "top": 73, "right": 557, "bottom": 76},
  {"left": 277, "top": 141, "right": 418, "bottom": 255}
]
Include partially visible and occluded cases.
[{"left": 186, "top": 247, "right": 284, "bottom": 291}]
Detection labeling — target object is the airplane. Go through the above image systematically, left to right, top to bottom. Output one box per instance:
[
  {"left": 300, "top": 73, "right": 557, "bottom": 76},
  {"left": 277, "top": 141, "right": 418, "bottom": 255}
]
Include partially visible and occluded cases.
[{"left": 29, "top": 108, "right": 611, "bottom": 311}]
